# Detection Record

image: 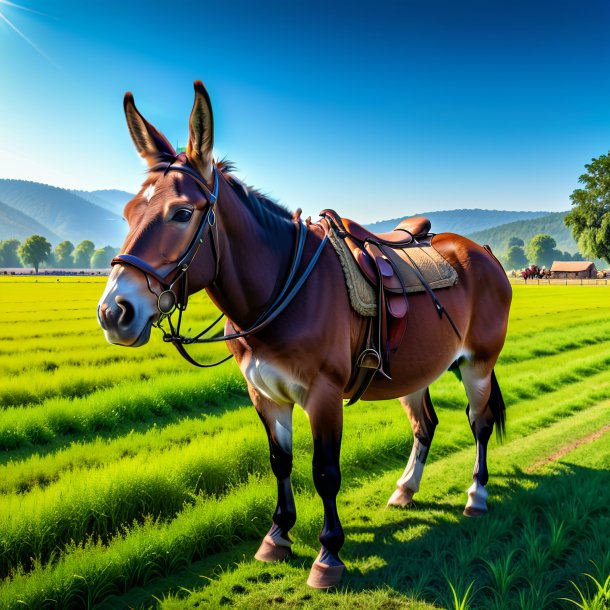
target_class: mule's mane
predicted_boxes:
[143,154,294,230]
[216,158,294,224]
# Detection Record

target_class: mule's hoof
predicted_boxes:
[387,487,414,508]
[306,558,345,589]
[254,535,292,562]
[463,506,487,518]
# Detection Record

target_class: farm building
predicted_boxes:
[550,261,597,278]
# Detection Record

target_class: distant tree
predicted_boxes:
[72,240,95,268]
[91,246,118,269]
[507,236,525,248]
[54,241,75,268]
[43,251,57,269]
[565,151,610,264]
[526,234,558,267]
[18,235,52,273]
[0,239,22,267]
[571,251,584,261]
[505,245,528,270]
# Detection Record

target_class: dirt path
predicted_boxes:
[527,423,610,473]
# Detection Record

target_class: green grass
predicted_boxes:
[0,277,608,609]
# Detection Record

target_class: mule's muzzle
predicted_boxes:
[97,266,158,347]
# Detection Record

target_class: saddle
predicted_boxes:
[320,209,459,405]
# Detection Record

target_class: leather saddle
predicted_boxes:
[320,209,450,405]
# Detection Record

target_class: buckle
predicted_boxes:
[157,290,177,315]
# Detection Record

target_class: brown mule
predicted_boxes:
[98,81,512,589]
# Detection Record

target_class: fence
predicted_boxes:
[510,278,609,286]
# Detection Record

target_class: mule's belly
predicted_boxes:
[359,348,461,401]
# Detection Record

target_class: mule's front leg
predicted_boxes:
[251,389,296,562]
[305,379,345,589]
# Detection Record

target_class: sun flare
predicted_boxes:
[0,0,51,60]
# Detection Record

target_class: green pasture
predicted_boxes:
[0,277,608,609]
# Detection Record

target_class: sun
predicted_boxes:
[0,0,50,60]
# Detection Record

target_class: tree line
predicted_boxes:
[503,149,610,270]
[0,236,119,272]
[502,233,585,270]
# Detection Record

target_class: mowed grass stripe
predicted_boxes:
[1,398,607,609]
[0,368,247,455]
[0,342,233,408]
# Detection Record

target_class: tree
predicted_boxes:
[505,245,528,270]
[0,239,22,267]
[565,151,610,264]
[18,235,52,273]
[91,246,118,269]
[507,236,524,248]
[72,240,95,268]
[526,234,558,267]
[54,241,75,268]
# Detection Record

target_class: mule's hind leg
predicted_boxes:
[250,386,296,562]
[459,361,506,517]
[388,388,438,508]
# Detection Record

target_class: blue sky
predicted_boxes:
[1,0,609,222]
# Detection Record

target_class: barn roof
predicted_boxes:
[550,261,596,272]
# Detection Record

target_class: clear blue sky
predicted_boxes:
[1,0,609,222]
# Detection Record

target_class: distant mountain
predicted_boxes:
[0,179,128,247]
[466,211,576,253]
[365,209,550,235]
[0,200,61,242]
[71,189,133,216]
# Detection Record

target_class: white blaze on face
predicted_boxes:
[144,184,156,203]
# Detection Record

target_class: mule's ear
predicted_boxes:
[124,92,175,166]
[186,80,214,182]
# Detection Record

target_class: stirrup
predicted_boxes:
[356,348,381,370]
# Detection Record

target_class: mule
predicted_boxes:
[98,81,512,588]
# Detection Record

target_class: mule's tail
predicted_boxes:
[489,369,506,442]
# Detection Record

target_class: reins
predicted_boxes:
[111,158,328,368]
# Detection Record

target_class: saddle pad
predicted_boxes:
[328,229,458,317]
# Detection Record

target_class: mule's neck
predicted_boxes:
[203,174,298,329]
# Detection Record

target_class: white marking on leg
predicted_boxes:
[396,439,426,493]
[274,420,292,455]
[465,479,488,512]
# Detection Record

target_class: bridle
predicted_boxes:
[111,156,328,367]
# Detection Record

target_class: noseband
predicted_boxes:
[111,158,328,367]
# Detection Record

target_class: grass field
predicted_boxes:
[0,277,609,609]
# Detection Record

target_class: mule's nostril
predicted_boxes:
[116,297,136,327]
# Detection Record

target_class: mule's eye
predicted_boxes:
[171,208,193,223]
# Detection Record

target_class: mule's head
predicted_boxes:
[98,81,217,346]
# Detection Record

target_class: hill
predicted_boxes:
[71,189,133,216]
[466,211,576,253]
[0,200,61,242]
[365,209,549,235]
[0,179,128,247]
